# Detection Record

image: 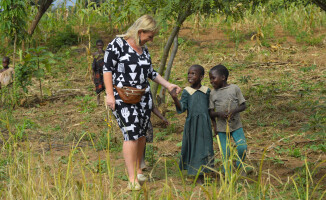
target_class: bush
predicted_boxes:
[47,26,79,52]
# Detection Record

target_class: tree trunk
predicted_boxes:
[38,58,43,101]
[28,0,54,36]
[13,32,17,68]
[313,0,326,12]
[158,35,179,105]
[151,7,192,104]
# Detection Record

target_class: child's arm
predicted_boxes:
[209,109,218,136]
[152,107,169,126]
[209,109,228,119]
[169,88,182,110]
[228,85,246,118]
[228,102,246,118]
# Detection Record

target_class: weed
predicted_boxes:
[290,147,302,158]
[274,146,289,155]
[300,64,317,72]
[94,160,108,173]
[47,25,79,52]
[302,111,326,132]
[95,129,121,152]
[291,159,326,200]
[154,131,168,141]
[227,28,246,44]
[145,144,157,167]
[238,75,251,84]
[76,95,97,113]
[273,157,285,165]
[58,155,69,164]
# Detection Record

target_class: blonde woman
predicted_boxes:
[103,15,181,190]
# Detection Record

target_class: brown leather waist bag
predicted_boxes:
[114,86,146,104]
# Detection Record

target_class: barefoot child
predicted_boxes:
[0,57,14,89]
[170,64,214,184]
[209,64,248,174]
[92,40,105,105]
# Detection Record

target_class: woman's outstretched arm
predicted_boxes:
[153,74,181,94]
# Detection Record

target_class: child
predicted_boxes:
[0,57,14,89]
[92,40,105,105]
[140,103,169,170]
[170,64,214,184]
[208,64,248,175]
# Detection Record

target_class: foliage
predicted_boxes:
[0,0,27,41]
[15,46,54,93]
[95,129,122,152]
[0,1,326,198]
[47,25,79,52]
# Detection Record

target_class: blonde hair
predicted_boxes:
[117,15,158,46]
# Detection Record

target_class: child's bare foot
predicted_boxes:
[196,175,204,185]
[97,95,101,106]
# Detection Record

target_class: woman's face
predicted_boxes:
[139,31,155,46]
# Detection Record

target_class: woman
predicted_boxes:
[103,15,181,190]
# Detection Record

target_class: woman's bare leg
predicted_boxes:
[123,140,139,183]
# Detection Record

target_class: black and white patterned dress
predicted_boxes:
[103,37,158,141]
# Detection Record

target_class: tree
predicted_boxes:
[28,0,55,36]
[274,0,326,12]
[150,0,269,104]
[312,0,326,11]
[0,0,27,68]
[150,0,205,104]
[0,0,55,65]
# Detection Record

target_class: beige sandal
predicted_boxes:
[127,182,141,191]
[137,174,148,183]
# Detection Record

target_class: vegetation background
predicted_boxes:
[0,0,325,199]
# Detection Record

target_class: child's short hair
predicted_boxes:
[210,64,229,81]
[3,56,10,63]
[191,64,205,76]
[96,40,104,45]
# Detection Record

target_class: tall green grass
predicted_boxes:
[1,110,324,199]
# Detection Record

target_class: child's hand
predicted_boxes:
[214,129,218,137]
[216,111,228,119]
[162,118,169,126]
[169,88,178,98]
[168,84,181,94]
[227,111,234,119]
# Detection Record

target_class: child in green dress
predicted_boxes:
[170,64,214,184]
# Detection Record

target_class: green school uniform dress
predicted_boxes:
[177,86,214,175]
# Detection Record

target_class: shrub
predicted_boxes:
[47,25,79,52]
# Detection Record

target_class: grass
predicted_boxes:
[0,3,326,199]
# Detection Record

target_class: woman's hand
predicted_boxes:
[167,83,181,94]
[106,95,116,110]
